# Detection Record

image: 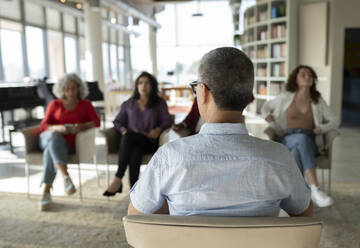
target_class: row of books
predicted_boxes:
[256,67,267,77]
[257,82,267,95]
[258,10,268,22]
[272,43,287,58]
[271,63,285,77]
[272,24,287,39]
[271,6,286,19]
[256,81,284,96]
[258,30,268,41]
[257,46,268,59]
[247,15,256,25]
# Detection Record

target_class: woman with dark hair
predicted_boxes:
[261,65,339,208]
[103,71,172,196]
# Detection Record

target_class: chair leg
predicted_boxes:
[328,169,332,195]
[106,162,110,202]
[94,155,100,187]
[321,169,325,189]
[25,163,30,199]
[77,163,82,201]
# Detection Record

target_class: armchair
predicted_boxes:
[264,127,339,194]
[21,125,98,200]
[123,214,322,248]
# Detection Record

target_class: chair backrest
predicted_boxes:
[123,214,322,248]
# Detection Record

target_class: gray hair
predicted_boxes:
[198,47,254,111]
[53,73,89,99]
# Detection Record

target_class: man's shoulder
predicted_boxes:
[249,136,292,160]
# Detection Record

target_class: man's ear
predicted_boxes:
[199,84,210,104]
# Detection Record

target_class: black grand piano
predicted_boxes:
[0,80,105,153]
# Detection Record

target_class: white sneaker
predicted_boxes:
[310,185,334,207]
[64,176,76,195]
[38,192,52,211]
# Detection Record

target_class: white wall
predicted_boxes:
[299,0,360,121]
[328,0,360,119]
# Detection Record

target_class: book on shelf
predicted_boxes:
[257,46,268,59]
[257,82,267,95]
[272,43,287,58]
[272,63,285,77]
[248,16,256,25]
[258,11,268,22]
[272,24,287,39]
[249,49,255,59]
[271,6,286,19]
[258,30,268,41]
[256,67,267,77]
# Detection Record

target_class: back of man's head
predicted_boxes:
[199,47,254,111]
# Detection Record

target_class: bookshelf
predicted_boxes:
[239,0,298,115]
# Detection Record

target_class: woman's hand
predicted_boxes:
[147,127,162,139]
[50,125,68,134]
[122,129,128,135]
[313,126,322,135]
[265,114,275,123]
[71,124,83,134]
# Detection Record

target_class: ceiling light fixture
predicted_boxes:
[192,0,203,17]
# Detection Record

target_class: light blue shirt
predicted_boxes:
[130,123,311,216]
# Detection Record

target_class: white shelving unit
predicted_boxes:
[239,0,298,115]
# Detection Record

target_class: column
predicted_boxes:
[149,25,158,77]
[83,2,104,92]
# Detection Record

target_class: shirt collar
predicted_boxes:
[199,123,248,135]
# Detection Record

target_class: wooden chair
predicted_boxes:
[123,214,322,248]
[264,127,339,194]
[21,125,98,200]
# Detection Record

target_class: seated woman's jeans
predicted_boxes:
[39,131,74,185]
[281,128,317,174]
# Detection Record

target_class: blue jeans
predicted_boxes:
[281,129,317,174]
[39,131,74,185]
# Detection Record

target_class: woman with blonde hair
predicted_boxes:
[261,65,339,207]
[38,73,100,211]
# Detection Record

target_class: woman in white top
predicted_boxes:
[261,65,339,208]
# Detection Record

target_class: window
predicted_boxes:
[110,44,118,81]
[47,30,64,80]
[130,21,152,79]
[0,22,24,82]
[79,37,86,80]
[64,35,78,73]
[25,1,45,26]
[26,26,46,78]
[156,2,233,85]
[0,0,21,21]
[102,42,110,83]
[118,45,125,85]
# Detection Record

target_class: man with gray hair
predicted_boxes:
[128,47,312,217]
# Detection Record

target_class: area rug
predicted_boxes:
[0,178,359,248]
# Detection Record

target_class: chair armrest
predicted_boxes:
[99,127,120,153]
[324,129,340,149]
[264,126,279,141]
[75,127,97,162]
[159,128,171,146]
[20,125,41,153]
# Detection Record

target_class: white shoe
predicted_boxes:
[38,192,52,211]
[64,176,76,195]
[311,185,334,207]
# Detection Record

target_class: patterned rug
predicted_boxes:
[0,178,359,248]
